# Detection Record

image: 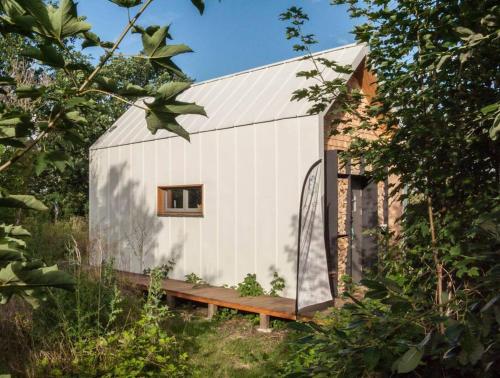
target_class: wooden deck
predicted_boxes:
[118,271,303,321]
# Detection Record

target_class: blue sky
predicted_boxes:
[79,0,357,82]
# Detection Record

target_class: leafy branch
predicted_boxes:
[0,0,206,306]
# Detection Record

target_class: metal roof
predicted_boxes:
[91,43,367,150]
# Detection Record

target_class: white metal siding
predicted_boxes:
[89,44,369,306]
[90,116,331,304]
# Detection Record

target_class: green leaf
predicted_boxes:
[190,0,205,14]
[481,103,499,115]
[22,44,65,68]
[118,83,149,97]
[161,101,206,116]
[14,0,53,36]
[0,138,25,148]
[455,26,474,36]
[35,150,69,175]
[50,0,91,39]
[154,82,191,102]
[0,250,25,268]
[66,96,95,108]
[0,261,75,307]
[362,347,380,370]
[0,76,15,86]
[81,31,113,49]
[1,224,31,237]
[0,116,28,128]
[135,25,192,72]
[95,76,118,92]
[108,0,143,8]
[64,110,87,125]
[0,0,36,33]
[0,194,48,211]
[287,321,313,333]
[15,85,45,99]
[15,0,90,40]
[436,54,451,71]
[145,110,190,141]
[393,347,423,373]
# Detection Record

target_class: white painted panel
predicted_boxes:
[183,134,202,279]
[107,146,122,265]
[116,145,131,271]
[254,121,278,288]
[154,138,173,275]
[88,149,100,265]
[217,128,236,285]
[275,119,300,298]
[167,138,187,278]
[127,143,149,273]
[235,126,256,282]
[98,149,110,259]
[199,131,219,283]
[141,141,160,272]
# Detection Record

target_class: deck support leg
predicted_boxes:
[257,314,272,333]
[207,303,218,319]
[166,294,176,308]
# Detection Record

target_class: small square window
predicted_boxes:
[157,185,203,217]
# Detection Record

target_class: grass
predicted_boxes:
[166,305,289,377]
[0,291,291,377]
[0,216,292,376]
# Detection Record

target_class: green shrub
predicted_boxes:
[237,273,265,297]
[269,271,286,297]
[213,308,239,321]
[185,272,203,284]
[185,272,209,288]
[236,272,286,297]
[24,216,88,265]
[143,259,175,279]
[36,268,191,377]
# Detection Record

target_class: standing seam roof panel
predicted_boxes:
[91,43,367,150]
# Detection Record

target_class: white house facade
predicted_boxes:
[89,43,369,312]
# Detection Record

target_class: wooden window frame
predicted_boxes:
[157,184,204,217]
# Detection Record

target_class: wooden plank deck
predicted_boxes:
[118,271,300,320]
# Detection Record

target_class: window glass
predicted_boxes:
[167,188,184,209]
[158,185,203,216]
[187,187,202,209]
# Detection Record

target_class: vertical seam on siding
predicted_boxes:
[234,128,238,283]
[216,131,220,280]
[141,143,145,269]
[297,118,302,300]
[253,125,257,274]
[183,139,186,275]
[106,148,110,260]
[274,121,279,269]
[199,134,202,275]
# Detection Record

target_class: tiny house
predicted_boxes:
[89,43,401,314]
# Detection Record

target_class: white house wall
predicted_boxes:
[90,116,331,305]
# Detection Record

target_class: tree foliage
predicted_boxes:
[0,0,205,305]
[282,1,499,376]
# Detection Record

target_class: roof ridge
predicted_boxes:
[190,43,361,88]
